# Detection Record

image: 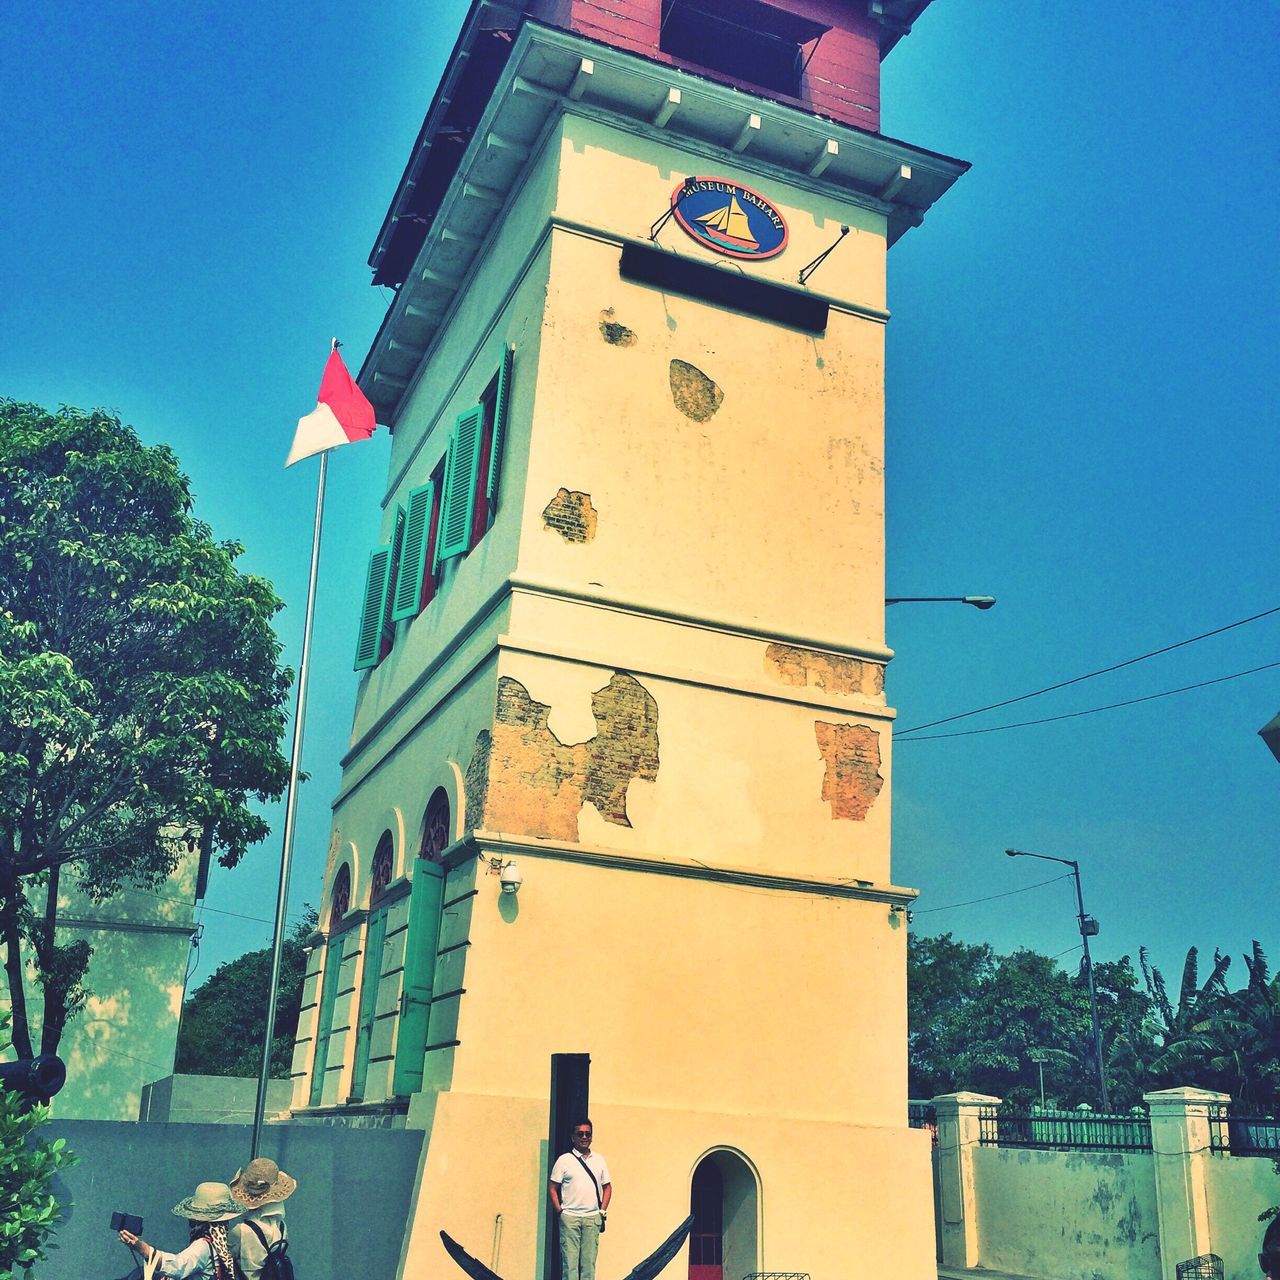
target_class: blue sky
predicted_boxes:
[3,2,1277,998]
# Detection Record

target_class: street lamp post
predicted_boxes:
[1006,848,1110,1110]
[885,595,996,609]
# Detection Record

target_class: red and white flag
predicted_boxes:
[286,346,378,467]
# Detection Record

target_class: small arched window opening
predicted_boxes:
[330,862,352,927]
[392,788,451,1096]
[420,787,451,860]
[351,830,395,1101]
[370,830,395,901]
[689,1151,759,1280]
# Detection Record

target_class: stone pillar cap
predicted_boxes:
[1142,1086,1231,1104]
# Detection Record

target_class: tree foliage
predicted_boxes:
[910,932,1280,1112]
[0,1013,76,1278]
[176,909,317,1079]
[0,402,292,1058]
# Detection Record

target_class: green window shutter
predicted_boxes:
[383,506,406,651]
[349,906,388,1102]
[309,937,345,1106]
[487,345,514,507]
[392,858,446,1097]
[436,406,484,562]
[391,484,434,622]
[354,545,392,670]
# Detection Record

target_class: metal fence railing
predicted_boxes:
[908,1101,937,1132]
[979,1105,1152,1153]
[1208,1103,1280,1157]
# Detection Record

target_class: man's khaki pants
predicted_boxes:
[560,1212,603,1280]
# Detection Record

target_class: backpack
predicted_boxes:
[242,1219,294,1280]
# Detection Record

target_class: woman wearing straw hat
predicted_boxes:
[117,1182,242,1279]
[226,1157,296,1279]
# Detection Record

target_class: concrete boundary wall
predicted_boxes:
[934,1089,1280,1280]
[40,1119,422,1279]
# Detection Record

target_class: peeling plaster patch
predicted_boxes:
[484,675,660,840]
[766,643,885,699]
[464,730,492,830]
[669,359,723,422]
[542,489,598,543]
[599,309,637,346]
[815,722,883,820]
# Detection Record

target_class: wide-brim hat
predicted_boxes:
[172,1182,242,1222]
[230,1158,297,1207]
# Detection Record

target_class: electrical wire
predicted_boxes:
[913,871,1072,915]
[896,658,1280,742]
[895,603,1280,737]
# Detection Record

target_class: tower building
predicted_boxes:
[289,3,966,1277]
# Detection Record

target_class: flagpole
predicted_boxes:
[250,407,332,1159]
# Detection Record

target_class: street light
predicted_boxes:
[885,595,996,609]
[1005,847,1110,1110]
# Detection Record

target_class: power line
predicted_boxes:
[914,871,1072,915]
[896,603,1280,737]
[895,658,1280,742]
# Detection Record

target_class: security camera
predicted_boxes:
[499,860,523,894]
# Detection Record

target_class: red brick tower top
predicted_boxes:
[528,0,932,132]
[369,0,937,288]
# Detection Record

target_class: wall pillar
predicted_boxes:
[1144,1085,1229,1280]
[932,1091,999,1269]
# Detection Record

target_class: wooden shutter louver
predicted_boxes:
[487,345,514,507]
[354,545,392,670]
[436,406,484,561]
[392,484,435,621]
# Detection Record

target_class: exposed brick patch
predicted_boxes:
[464,730,492,830]
[483,675,660,840]
[542,489,598,543]
[583,674,661,824]
[766,643,885,699]
[814,722,883,821]
[599,308,637,346]
[669,359,724,422]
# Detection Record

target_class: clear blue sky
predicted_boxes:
[3,3,1277,996]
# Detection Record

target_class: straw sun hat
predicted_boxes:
[172,1182,243,1222]
[230,1158,298,1208]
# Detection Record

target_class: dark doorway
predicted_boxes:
[689,1159,724,1280]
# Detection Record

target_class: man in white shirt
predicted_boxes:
[548,1119,612,1280]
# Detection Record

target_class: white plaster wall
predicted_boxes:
[1204,1154,1280,1280]
[972,1146,1161,1280]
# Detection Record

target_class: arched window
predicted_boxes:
[371,831,395,900]
[392,789,451,1095]
[330,862,351,926]
[689,1151,758,1280]
[310,860,354,1106]
[351,831,395,1101]
[421,787,451,860]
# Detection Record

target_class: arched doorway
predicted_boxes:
[689,1151,758,1280]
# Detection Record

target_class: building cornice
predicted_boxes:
[442,829,919,906]
[359,20,967,421]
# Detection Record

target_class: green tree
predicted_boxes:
[908,933,1157,1107]
[176,909,317,1078]
[1145,942,1280,1109]
[0,1012,76,1278]
[0,402,292,1059]
[907,931,995,1098]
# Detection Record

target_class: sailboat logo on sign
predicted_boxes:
[671,177,789,260]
